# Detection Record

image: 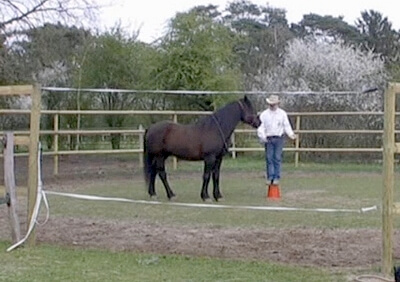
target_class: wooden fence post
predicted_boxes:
[382,83,396,276]
[26,84,41,247]
[3,132,21,243]
[139,124,144,168]
[231,132,236,159]
[294,115,301,168]
[53,114,59,175]
[173,114,178,170]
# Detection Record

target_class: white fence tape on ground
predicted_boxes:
[7,189,378,252]
[44,190,377,213]
[6,141,378,252]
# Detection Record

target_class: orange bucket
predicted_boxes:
[267,184,281,200]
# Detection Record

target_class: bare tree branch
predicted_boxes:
[0,0,100,34]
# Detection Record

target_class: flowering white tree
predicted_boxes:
[255,38,388,161]
[258,38,387,93]
[255,38,387,111]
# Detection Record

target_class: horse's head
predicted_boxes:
[238,95,261,128]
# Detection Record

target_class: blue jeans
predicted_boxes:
[264,136,284,182]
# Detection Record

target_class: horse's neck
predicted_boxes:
[213,103,240,139]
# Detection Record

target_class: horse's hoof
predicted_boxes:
[169,195,177,201]
[215,197,224,202]
[150,195,158,201]
[203,198,212,203]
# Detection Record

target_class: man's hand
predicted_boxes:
[290,134,297,145]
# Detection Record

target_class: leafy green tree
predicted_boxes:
[0,23,92,148]
[156,8,242,111]
[291,13,361,43]
[223,0,293,89]
[0,33,20,84]
[12,24,93,148]
[356,10,400,79]
[291,14,362,44]
[77,27,159,148]
[0,0,99,89]
[1,0,99,146]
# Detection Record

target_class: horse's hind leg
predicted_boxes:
[212,157,224,201]
[148,156,158,199]
[156,157,176,200]
[201,156,215,201]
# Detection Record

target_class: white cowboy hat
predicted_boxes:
[266,95,280,105]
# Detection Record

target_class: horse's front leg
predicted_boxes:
[201,156,215,201]
[212,157,224,201]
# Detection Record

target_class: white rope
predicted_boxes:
[7,143,48,252]
[41,86,370,95]
[4,141,377,253]
[354,274,394,281]
[35,143,50,226]
[44,190,377,214]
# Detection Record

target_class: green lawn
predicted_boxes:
[0,241,346,282]
[1,158,397,281]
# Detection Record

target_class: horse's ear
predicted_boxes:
[243,95,253,106]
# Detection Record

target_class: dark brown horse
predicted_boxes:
[143,95,261,202]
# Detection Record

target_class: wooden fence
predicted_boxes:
[0,108,388,175]
[2,84,400,276]
[0,85,41,247]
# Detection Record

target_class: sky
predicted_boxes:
[98,0,400,43]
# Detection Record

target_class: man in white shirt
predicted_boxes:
[257,95,296,185]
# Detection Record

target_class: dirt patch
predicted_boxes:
[0,155,398,269]
[0,208,397,268]
[34,218,388,268]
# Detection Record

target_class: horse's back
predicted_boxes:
[146,120,173,136]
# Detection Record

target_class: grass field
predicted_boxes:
[0,241,349,282]
[1,157,399,281]
[47,159,386,229]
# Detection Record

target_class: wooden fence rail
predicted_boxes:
[0,109,389,174]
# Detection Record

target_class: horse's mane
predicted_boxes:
[195,100,240,129]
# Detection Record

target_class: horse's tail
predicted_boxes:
[143,129,153,186]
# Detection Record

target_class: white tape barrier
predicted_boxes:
[7,188,377,252]
[44,190,377,214]
[5,141,377,252]
[41,86,364,95]
[7,143,50,252]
